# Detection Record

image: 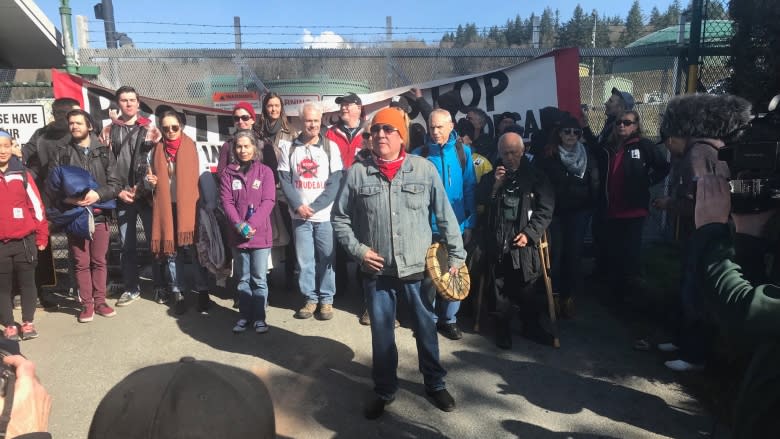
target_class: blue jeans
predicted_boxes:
[364,275,446,400]
[117,201,154,292]
[422,277,460,324]
[162,246,208,293]
[233,247,271,323]
[293,219,335,305]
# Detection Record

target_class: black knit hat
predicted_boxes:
[88,357,275,439]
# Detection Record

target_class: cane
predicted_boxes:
[538,231,560,348]
[469,246,485,332]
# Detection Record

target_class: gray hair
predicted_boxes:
[661,93,752,141]
[233,129,261,160]
[429,108,452,125]
[302,102,323,118]
[465,107,489,126]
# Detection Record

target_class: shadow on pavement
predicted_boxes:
[455,350,708,439]
[501,419,622,438]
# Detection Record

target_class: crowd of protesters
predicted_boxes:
[3,83,773,430]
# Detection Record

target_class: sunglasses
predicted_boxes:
[233,115,253,122]
[369,124,398,135]
[562,128,582,136]
[615,119,636,127]
[162,125,180,133]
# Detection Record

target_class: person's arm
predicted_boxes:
[219,172,242,226]
[277,144,304,211]
[247,166,277,230]
[309,170,343,213]
[643,139,671,185]
[430,165,466,268]
[404,88,433,122]
[22,130,42,181]
[24,173,49,249]
[694,175,780,338]
[520,170,555,244]
[216,141,232,176]
[461,146,477,231]
[96,148,121,202]
[330,167,370,263]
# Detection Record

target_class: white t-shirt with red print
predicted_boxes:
[278,137,343,223]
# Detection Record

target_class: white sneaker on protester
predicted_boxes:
[254,321,269,334]
[232,319,249,333]
[664,359,704,372]
[658,342,680,352]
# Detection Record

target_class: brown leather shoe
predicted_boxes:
[295,302,317,319]
[318,303,334,320]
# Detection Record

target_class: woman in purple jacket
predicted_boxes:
[220,130,276,333]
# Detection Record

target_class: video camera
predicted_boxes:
[718,94,780,213]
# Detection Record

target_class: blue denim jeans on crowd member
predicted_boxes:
[364,275,447,401]
[163,245,209,294]
[293,219,335,305]
[549,210,592,299]
[422,277,460,325]
[233,247,271,323]
[117,201,155,292]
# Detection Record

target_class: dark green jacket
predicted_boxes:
[695,223,780,438]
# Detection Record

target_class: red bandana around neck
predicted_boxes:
[374,149,406,181]
[164,137,183,161]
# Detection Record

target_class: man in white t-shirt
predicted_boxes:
[278,103,344,320]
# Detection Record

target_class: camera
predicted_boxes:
[718,94,780,213]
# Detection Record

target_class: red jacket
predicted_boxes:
[325,122,366,169]
[0,157,48,247]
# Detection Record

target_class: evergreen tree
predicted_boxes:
[540,7,556,48]
[620,0,645,46]
[559,4,591,47]
[649,6,663,28]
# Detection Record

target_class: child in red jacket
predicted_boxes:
[0,130,49,340]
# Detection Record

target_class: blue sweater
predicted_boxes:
[411,131,477,234]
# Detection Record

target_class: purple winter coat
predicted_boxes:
[220,160,276,249]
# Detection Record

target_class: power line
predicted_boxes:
[85,20,460,30]
[86,30,447,36]
[86,40,398,46]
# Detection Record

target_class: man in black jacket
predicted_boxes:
[480,133,554,349]
[102,86,159,307]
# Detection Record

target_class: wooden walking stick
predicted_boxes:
[538,231,560,348]
[470,246,485,332]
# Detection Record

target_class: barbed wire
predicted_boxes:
[86,30,448,36]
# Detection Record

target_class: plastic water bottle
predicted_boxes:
[245,204,255,220]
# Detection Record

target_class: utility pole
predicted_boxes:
[59,0,78,73]
[234,16,242,50]
[531,16,541,49]
[93,0,117,48]
[590,12,597,110]
[385,16,392,89]
[76,15,89,49]
[686,0,703,93]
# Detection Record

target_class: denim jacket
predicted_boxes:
[331,154,466,278]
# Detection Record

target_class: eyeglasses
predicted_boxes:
[615,119,636,127]
[369,124,398,135]
[233,115,253,122]
[562,128,582,136]
[162,125,180,133]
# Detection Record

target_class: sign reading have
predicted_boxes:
[0,104,46,143]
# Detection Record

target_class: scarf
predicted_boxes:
[263,118,282,137]
[374,149,406,181]
[164,136,182,161]
[150,134,199,256]
[558,142,587,178]
[112,115,152,127]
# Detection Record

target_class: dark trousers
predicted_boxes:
[549,210,591,299]
[675,237,716,363]
[68,223,110,306]
[494,256,544,321]
[0,237,37,324]
[604,217,646,298]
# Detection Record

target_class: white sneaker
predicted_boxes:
[657,342,680,352]
[254,321,269,334]
[233,319,249,333]
[664,359,704,372]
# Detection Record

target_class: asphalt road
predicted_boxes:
[17,269,725,439]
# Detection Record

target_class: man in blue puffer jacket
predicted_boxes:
[411,109,477,340]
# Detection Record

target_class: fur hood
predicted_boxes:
[661,93,752,141]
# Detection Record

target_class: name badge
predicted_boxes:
[631,150,641,159]
[252,179,261,190]
[232,179,242,190]
[12,208,23,219]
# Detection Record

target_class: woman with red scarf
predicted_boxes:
[146,111,215,315]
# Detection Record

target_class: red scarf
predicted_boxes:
[113,115,152,127]
[374,149,406,181]
[164,137,182,161]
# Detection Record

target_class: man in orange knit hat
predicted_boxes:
[332,108,466,419]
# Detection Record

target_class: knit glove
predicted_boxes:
[236,222,252,240]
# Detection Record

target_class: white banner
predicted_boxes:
[0,104,46,143]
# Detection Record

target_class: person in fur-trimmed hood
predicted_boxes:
[652,93,752,372]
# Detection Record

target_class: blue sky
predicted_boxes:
[36,0,678,48]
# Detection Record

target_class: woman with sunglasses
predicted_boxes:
[538,116,599,318]
[596,110,669,305]
[146,111,215,315]
[217,102,258,175]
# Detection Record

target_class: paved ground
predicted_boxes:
[18,268,726,439]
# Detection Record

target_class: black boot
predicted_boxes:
[173,292,187,315]
[197,291,211,315]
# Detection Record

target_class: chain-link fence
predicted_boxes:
[696,0,732,92]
